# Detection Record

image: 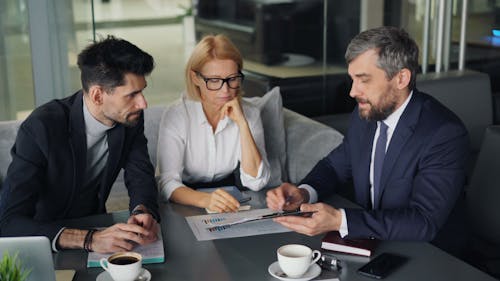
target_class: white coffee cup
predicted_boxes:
[277,244,321,278]
[99,252,142,281]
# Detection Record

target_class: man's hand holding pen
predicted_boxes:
[266,182,308,211]
[266,183,342,236]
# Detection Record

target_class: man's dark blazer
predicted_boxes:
[302,90,469,241]
[0,91,159,240]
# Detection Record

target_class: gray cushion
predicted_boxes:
[284,109,343,184]
[0,120,21,189]
[244,87,287,187]
[144,106,167,166]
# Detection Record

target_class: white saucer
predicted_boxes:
[96,268,151,281]
[268,261,321,281]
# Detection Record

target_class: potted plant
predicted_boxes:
[0,251,31,281]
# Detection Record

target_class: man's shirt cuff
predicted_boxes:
[52,227,66,252]
[298,184,318,203]
[339,209,348,237]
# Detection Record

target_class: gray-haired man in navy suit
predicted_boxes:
[267,26,468,246]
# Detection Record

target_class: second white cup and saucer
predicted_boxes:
[96,269,151,281]
[96,251,152,281]
[268,261,321,281]
[268,244,322,281]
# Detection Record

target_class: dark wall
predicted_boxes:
[195,0,360,65]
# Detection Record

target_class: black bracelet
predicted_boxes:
[84,229,97,252]
[131,205,159,222]
[131,209,147,216]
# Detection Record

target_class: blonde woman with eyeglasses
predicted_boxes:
[156,34,270,212]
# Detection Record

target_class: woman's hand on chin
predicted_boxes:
[220,98,246,126]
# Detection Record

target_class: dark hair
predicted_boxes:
[77,35,155,93]
[345,26,419,91]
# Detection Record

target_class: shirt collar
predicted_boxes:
[380,90,413,130]
[83,97,114,136]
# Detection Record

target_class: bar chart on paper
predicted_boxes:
[186,208,291,241]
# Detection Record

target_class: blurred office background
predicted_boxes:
[1,0,499,121]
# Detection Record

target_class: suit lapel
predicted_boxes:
[69,93,87,191]
[60,92,87,215]
[376,92,422,207]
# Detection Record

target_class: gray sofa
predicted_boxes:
[0,92,343,209]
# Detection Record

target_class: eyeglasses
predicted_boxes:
[195,71,244,91]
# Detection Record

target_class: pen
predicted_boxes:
[261,210,317,219]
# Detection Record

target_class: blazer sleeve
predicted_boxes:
[0,119,64,240]
[345,121,469,241]
[122,115,160,222]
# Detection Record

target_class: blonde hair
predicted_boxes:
[185,34,244,101]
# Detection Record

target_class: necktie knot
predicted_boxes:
[379,121,388,137]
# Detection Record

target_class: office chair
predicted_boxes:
[465,125,500,278]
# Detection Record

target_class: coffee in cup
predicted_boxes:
[277,244,321,278]
[100,252,142,281]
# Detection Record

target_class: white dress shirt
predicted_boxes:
[301,91,413,237]
[156,96,271,200]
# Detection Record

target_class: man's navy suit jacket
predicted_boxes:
[302,90,469,241]
[0,91,159,240]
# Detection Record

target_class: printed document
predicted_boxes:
[186,208,291,241]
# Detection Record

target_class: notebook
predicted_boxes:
[87,230,165,267]
[321,231,378,257]
[0,236,57,281]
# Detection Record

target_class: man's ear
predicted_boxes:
[396,68,411,90]
[87,85,104,105]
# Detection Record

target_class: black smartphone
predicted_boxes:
[357,253,408,279]
[238,196,251,204]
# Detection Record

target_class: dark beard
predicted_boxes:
[122,112,142,127]
[365,102,396,121]
[358,98,397,121]
[106,111,142,127]
[122,119,140,127]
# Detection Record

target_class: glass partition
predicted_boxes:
[74,0,189,106]
[1,0,499,122]
[0,0,34,120]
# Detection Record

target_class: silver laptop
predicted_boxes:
[0,236,56,281]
